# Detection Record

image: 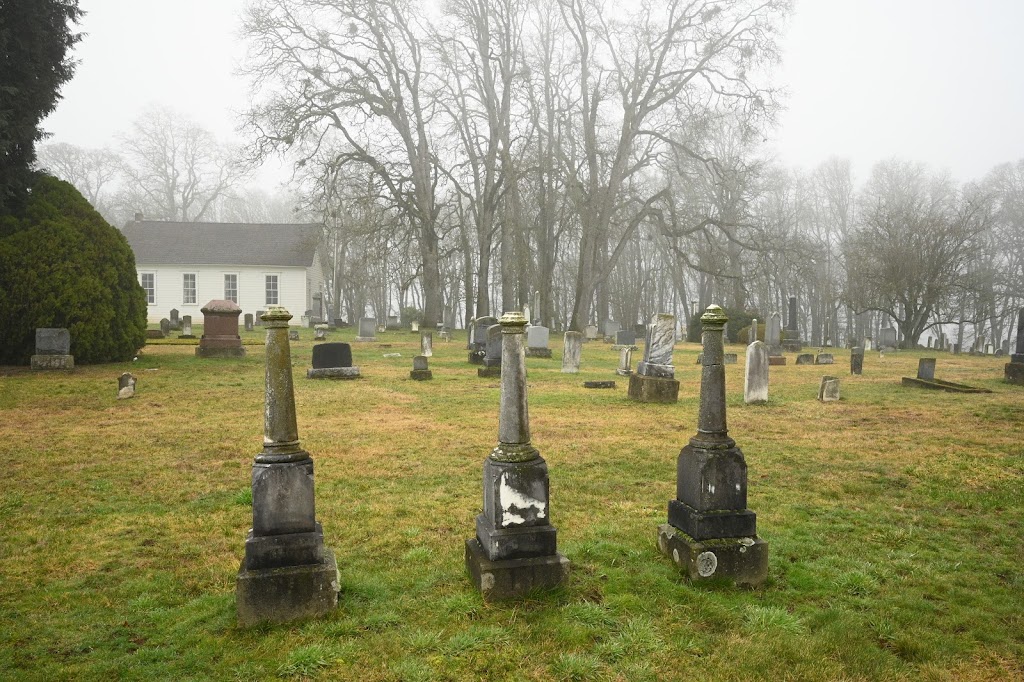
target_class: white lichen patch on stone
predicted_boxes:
[498,473,546,525]
[481,573,495,590]
[697,551,718,577]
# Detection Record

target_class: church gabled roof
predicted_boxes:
[122,220,321,267]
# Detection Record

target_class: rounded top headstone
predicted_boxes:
[201,299,242,314]
[261,306,293,326]
[701,305,728,329]
[499,311,528,330]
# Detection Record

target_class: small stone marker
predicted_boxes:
[465,311,570,600]
[1005,308,1024,385]
[723,353,737,364]
[815,353,834,365]
[864,338,873,351]
[420,332,433,358]
[818,376,840,402]
[196,300,245,358]
[469,316,497,363]
[170,309,180,329]
[180,315,195,339]
[244,313,254,332]
[236,306,338,626]
[603,319,619,340]
[411,320,420,333]
[658,305,768,587]
[616,346,634,376]
[355,317,377,342]
[744,340,768,405]
[795,353,814,365]
[255,310,265,327]
[478,324,503,377]
[383,352,401,358]
[30,328,74,370]
[850,347,864,375]
[584,324,599,341]
[583,381,615,389]
[629,313,679,403]
[288,330,300,341]
[117,372,136,399]
[917,358,936,381]
[526,325,552,358]
[160,318,171,337]
[614,329,636,347]
[307,342,360,379]
[314,324,328,340]
[878,327,897,350]
[410,355,432,380]
[561,331,582,373]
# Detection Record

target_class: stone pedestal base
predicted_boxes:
[236,549,339,627]
[657,524,767,588]
[781,330,802,353]
[354,336,377,342]
[1005,362,1024,385]
[525,348,552,358]
[478,366,501,378]
[307,367,361,379]
[768,356,786,366]
[410,369,433,380]
[30,354,74,370]
[627,373,679,403]
[465,538,569,601]
[196,345,246,358]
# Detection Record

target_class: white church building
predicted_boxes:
[122,219,325,325]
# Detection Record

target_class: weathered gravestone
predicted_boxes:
[583,381,616,389]
[818,376,840,402]
[410,355,432,381]
[160,318,171,337]
[628,313,679,403]
[850,347,864,375]
[616,346,634,376]
[878,327,897,350]
[766,313,784,364]
[469,316,497,364]
[902,357,992,393]
[603,319,619,342]
[478,325,503,377]
[314,324,328,341]
[355,317,377,342]
[196,300,245,358]
[410,321,420,333]
[749,318,758,344]
[744,340,768,405]
[864,338,873,351]
[795,353,814,365]
[723,353,737,364]
[465,312,570,600]
[526,325,552,358]
[255,310,265,327]
[658,305,768,587]
[288,330,300,341]
[30,328,74,370]
[117,372,136,400]
[815,353,834,365]
[146,328,165,340]
[307,342,360,379]
[918,357,936,381]
[244,314,254,332]
[421,332,433,358]
[584,324,599,341]
[169,309,180,330]
[561,332,583,373]
[781,296,803,352]
[236,306,339,626]
[1005,309,1024,385]
[179,315,195,339]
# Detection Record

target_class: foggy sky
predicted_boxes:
[42,0,1024,188]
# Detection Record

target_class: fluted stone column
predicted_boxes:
[658,305,768,587]
[466,312,570,600]
[236,306,338,626]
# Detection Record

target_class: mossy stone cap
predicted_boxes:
[701,304,728,329]
[201,299,242,314]
[262,306,292,323]
[500,311,528,328]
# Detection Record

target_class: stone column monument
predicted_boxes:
[657,305,768,587]
[465,311,570,600]
[236,306,339,626]
[781,296,803,352]
[1005,308,1024,385]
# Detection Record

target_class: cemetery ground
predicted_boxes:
[1,329,1021,682]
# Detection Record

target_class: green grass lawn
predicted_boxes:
[1,328,1021,681]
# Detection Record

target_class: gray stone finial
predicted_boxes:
[257,306,304,463]
[701,305,728,329]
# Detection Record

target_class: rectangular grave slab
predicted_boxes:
[815,353,834,365]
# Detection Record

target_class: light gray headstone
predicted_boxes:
[818,376,840,402]
[917,358,936,381]
[603,319,619,337]
[749,318,758,344]
[562,332,582,373]
[413,355,429,371]
[358,317,377,338]
[35,328,70,355]
[584,325,598,341]
[420,332,433,357]
[766,314,781,352]
[744,341,769,404]
[527,325,549,350]
[117,372,137,399]
[617,346,633,375]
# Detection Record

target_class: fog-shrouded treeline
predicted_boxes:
[41,0,1024,348]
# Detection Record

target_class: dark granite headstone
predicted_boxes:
[917,358,936,381]
[312,342,352,369]
[160,318,171,336]
[614,330,636,346]
[850,347,864,375]
[244,314,254,332]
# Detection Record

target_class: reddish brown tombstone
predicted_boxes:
[196,299,246,358]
